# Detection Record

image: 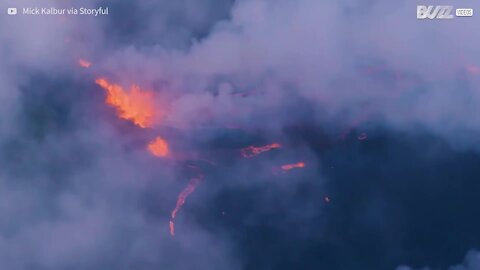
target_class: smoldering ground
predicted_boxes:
[1,0,480,270]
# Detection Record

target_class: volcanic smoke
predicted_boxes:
[93,75,307,237]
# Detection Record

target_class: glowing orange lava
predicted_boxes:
[78,59,92,68]
[170,176,203,236]
[148,136,169,157]
[240,143,281,158]
[169,221,175,236]
[95,78,156,128]
[281,162,305,171]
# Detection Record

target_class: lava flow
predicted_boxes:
[170,175,203,236]
[92,75,206,237]
[148,136,169,157]
[240,143,281,158]
[78,59,92,68]
[281,162,305,171]
[93,74,308,237]
[95,78,156,128]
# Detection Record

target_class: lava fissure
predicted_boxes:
[240,143,281,158]
[281,162,306,171]
[95,78,157,128]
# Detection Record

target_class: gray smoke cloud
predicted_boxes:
[1,0,480,269]
[82,0,480,145]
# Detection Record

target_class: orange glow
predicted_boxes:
[169,221,175,236]
[240,143,281,158]
[281,162,305,171]
[78,59,92,68]
[95,78,156,128]
[171,177,202,220]
[169,176,203,236]
[148,136,169,157]
[467,65,480,75]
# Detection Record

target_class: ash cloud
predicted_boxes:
[0,0,480,270]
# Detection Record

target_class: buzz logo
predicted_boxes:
[417,5,454,19]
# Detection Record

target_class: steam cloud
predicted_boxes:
[0,0,480,269]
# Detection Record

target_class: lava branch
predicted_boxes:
[240,143,281,158]
[169,171,204,236]
[280,162,306,171]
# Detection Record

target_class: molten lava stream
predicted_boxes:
[95,78,157,128]
[240,143,281,158]
[169,175,203,236]
[281,162,305,171]
[146,136,202,236]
